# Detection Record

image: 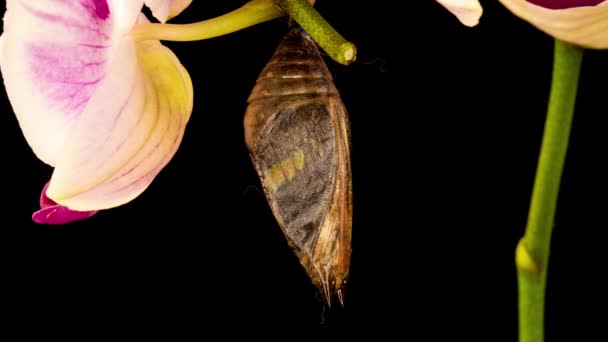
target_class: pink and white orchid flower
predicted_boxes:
[0,0,194,224]
[436,0,484,27]
[498,1,608,48]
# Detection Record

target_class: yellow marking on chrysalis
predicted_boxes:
[293,150,304,170]
[281,156,297,181]
[264,164,285,192]
[309,138,325,157]
[309,139,319,151]
[263,150,306,192]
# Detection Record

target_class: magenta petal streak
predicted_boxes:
[527,0,605,9]
[32,182,98,224]
[22,1,110,115]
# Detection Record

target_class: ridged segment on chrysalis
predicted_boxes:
[244,28,352,306]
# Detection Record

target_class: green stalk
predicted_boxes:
[131,0,285,42]
[275,0,356,64]
[516,39,583,342]
[131,0,356,65]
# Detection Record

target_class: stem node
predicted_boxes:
[517,39,584,342]
[515,239,540,276]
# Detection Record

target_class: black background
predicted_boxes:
[0,0,606,337]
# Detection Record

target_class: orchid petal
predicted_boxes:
[46,19,193,211]
[499,0,608,48]
[145,0,192,23]
[0,0,144,166]
[436,0,483,27]
[32,182,97,224]
[2,2,193,213]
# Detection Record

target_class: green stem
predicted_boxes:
[275,0,356,65]
[131,0,285,42]
[516,39,583,342]
[130,0,356,65]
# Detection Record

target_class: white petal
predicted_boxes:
[436,0,483,27]
[0,0,144,165]
[499,0,608,49]
[108,0,145,35]
[145,0,192,23]
[46,35,193,211]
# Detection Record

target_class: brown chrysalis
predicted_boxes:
[244,28,352,305]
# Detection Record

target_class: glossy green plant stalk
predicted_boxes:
[516,39,583,342]
[275,0,356,64]
[131,0,284,41]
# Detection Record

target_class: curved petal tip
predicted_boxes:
[437,0,483,27]
[32,182,97,225]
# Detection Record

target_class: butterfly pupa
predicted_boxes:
[244,28,352,305]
